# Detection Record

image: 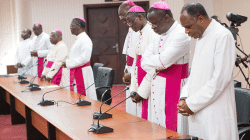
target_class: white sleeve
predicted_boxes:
[186,34,236,113]
[14,45,19,68]
[22,42,33,67]
[130,56,137,93]
[37,38,53,57]
[66,40,92,69]
[122,32,129,55]
[143,33,190,69]
[137,43,155,99]
[180,80,189,99]
[47,46,68,78]
[41,64,49,76]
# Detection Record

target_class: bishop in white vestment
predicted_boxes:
[62,17,96,100]
[137,2,191,133]
[118,1,140,115]
[179,3,238,140]
[31,22,53,78]
[14,29,33,76]
[126,6,159,119]
[41,30,68,87]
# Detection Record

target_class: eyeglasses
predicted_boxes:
[127,17,138,27]
[150,13,167,28]
[70,24,77,28]
[119,13,126,19]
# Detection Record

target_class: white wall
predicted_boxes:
[2,0,249,87]
[0,0,18,74]
[0,0,185,74]
[213,0,250,88]
[29,0,185,48]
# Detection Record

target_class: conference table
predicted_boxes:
[0,76,198,140]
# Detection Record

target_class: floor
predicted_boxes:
[0,85,126,140]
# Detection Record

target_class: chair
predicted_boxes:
[95,67,115,105]
[234,80,242,88]
[234,87,250,139]
[93,63,105,81]
[7,65,17,74]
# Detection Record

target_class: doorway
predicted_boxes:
[84,1,149,84]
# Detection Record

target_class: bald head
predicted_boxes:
[21,28,32,40]
[50,31,62,45]
[118,4,134,25]
[25,28,32,36]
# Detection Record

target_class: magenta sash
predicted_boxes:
[136,55,148,120]
[126,55,134,66]
[45,61,63,86]
[38,57,44,78]
[157,63,189,131]
[70,61,90,95]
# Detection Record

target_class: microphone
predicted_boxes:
[38,83,76,106]
[28,61,46,91]
[93,86,129,119]
[75,73,108,106]
[90,92,136,134]
[18,60,39,80]
[18,60,39,84]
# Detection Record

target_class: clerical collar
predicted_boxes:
[140,22,150,34]
[200,19,214,39]
[55,40,63,46]
[37,32,44,38]
[76,32,85,40]
[163,21,178,36]
[23,38,31,41]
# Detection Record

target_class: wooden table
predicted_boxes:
[0,76,197,140]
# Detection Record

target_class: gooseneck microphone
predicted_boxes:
[90,92,136,134]
[18,60,39,80]
[75,73,108,106]
[93,86,129,119]
[17,60,39,84]
[28,61,46,91]
[38,83,76,106]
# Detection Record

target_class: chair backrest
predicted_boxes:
[7,65,17,74]
[234,80,241,88]
[95,67,115,88]
[95,67,115,105]
[93,63,105,81]
[235,87,250,123]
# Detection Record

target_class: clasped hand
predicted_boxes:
[177,99,194,116]
[131,92,143,103]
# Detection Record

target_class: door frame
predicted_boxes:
[83,1,149,84]
[84,1,149,35]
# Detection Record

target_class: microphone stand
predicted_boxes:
[235,55,250,88]
[18,60,39,84]
[90,92,136,134]
[18,60,39,80]
[75,73,107,106]
[234,36,250,88]
[28,61,46,91]
[93,86,129,119]
[38,84,76,106]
